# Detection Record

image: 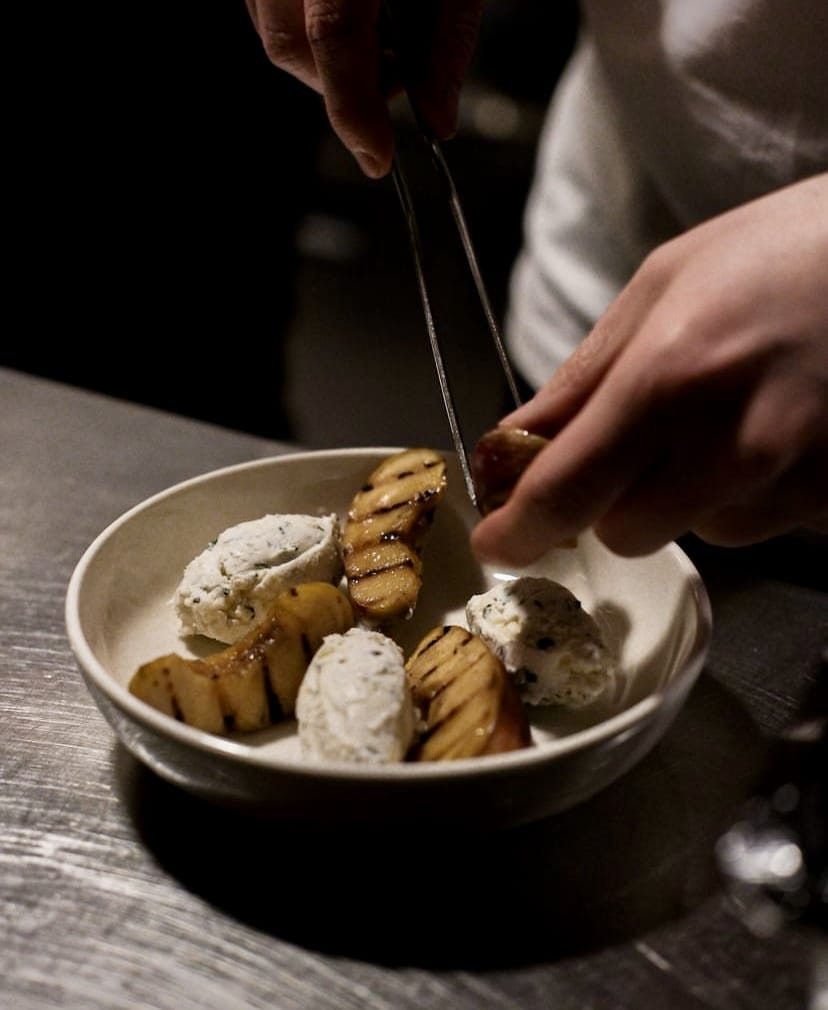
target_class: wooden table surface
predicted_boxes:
[2,366,825,1010]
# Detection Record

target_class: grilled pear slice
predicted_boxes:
[129,581,354,734]
[128,653,229,734]
[342,448,447,624]
[405,625,532,761]
[470,427,548,516]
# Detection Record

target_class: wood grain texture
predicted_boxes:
[1,368,824,1010]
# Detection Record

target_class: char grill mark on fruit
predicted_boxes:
[258,651,285,725]
[349,553,415,582]
[405,625,531,761]
[129,582,353,734]
[410,626,477,702]
[166,667,184,722]
[343,449,447,624]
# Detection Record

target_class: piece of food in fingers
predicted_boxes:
[405,625,532,761]
[129,581,354,734]
[342,448,447,624]
[471,427,548,516]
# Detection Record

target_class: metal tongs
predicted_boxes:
[381,2,523,508]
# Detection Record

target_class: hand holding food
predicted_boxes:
[472,174,828,564]
[243,0,484,178]
[471,427,548,516]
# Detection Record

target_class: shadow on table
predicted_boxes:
[116,671,770,970]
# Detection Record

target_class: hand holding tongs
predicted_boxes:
[380,1,523,509]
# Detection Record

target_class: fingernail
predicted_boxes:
[353,149,382,179]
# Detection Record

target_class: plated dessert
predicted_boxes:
[128,446,616,764]
[66,445,711,824]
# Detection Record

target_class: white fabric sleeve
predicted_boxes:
[505,36,679,390]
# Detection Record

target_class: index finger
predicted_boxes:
[471,353,665,566]
[247,0,320,91]
[503,258,663,435]
[305,0,394,176]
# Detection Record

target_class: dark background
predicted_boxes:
[5,1,578,450]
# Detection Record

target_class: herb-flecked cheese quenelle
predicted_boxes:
[295,627,416,763]
[174,513,343,644]
[466,576,615,707]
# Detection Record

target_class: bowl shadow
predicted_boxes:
[115,670,769,970]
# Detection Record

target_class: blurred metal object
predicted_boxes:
[389,157,476,505]
[382,0,522,506]
[716,646,827,1002]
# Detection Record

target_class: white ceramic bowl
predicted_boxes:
[66,448,712,829]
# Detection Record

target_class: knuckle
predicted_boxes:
[638,241,676,286]
[258,23,306,68]
[630,239,686,308]
[305,1,363,49]
[726,413,789,484]
[732,434,787,486]
[735,391,825,487]
[617,312,713,409]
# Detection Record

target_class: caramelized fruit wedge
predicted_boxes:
[129,582,354,734]
[470,427,548,516]
[342,448,447,624]
[405,625,532,761]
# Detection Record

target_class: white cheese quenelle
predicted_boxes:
[466,576,614,708]
[296,627,416,764]
[174,513,343,644]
